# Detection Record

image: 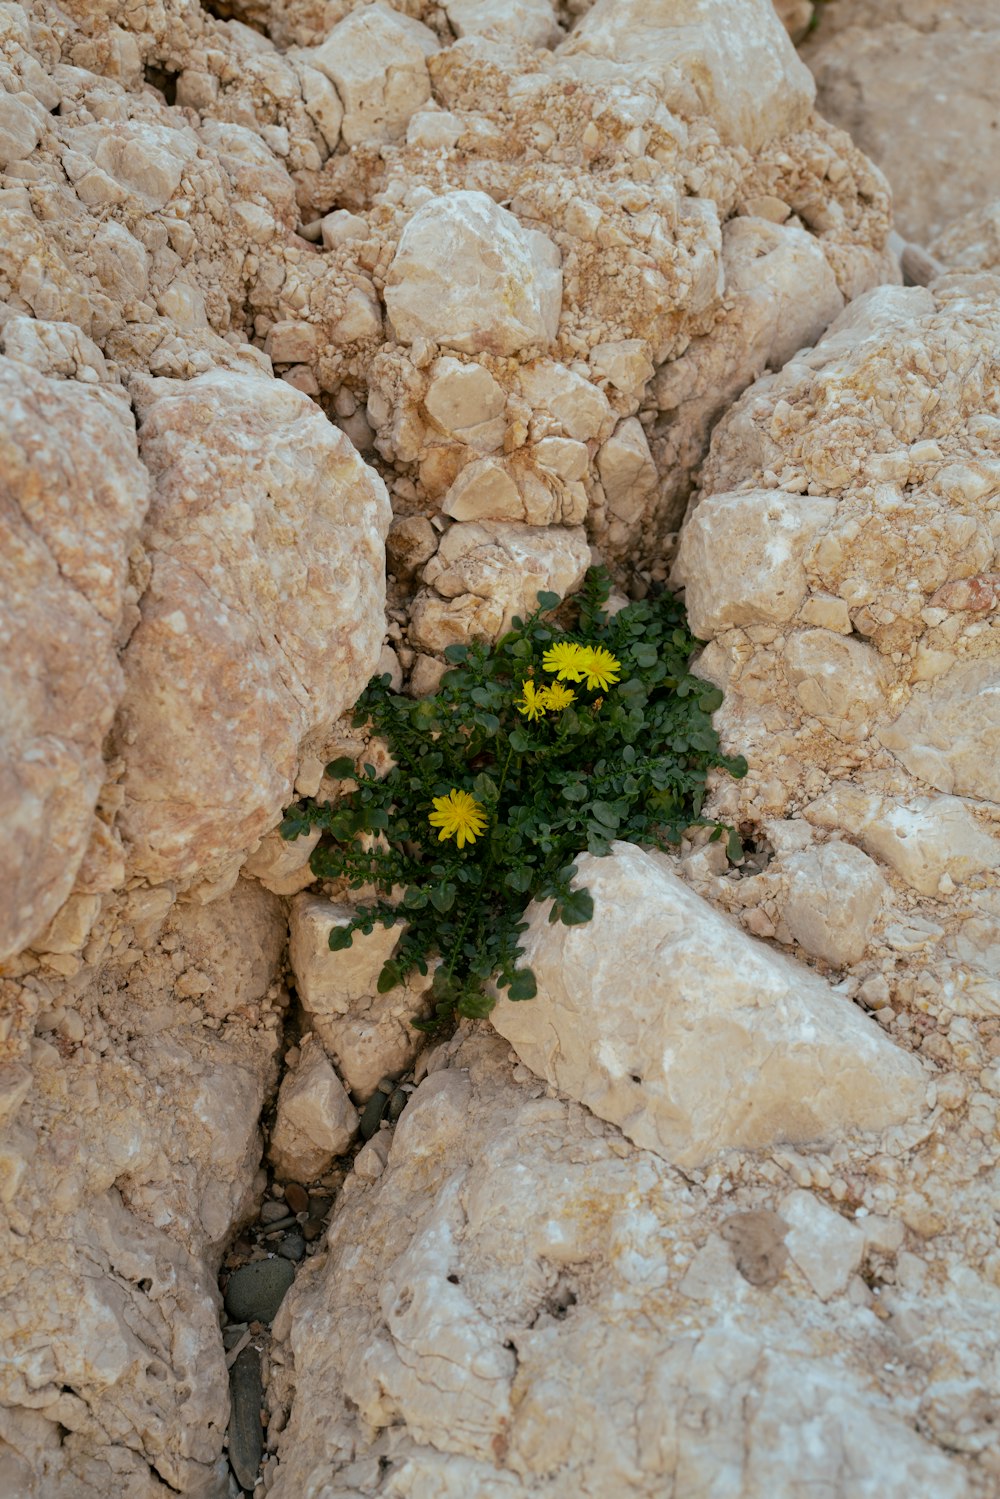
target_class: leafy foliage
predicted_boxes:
[280,568,747,1030]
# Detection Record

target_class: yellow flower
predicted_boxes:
[541,641,590,682]
[428,789,488,849]
[515,679,549,721]
[578,645,621,691]
[541,682,576,711]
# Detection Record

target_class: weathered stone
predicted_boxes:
[228,1345,264,1492]
[269,1039,360,1181]
[446,0,558,48]
[491,843,927,1167]
[304,2,439,147]
[224,1257,295,1325]
[879,662,1000,804]
[385,191,563,356]
[0,358,145,964]
[288,897,432,1102]
[116,371,390,886]
[242,827,320,897]
[781,842,887,967]
[780,1190,864,1301]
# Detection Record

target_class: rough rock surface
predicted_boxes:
[491,843,926,1166]
[266,1031,993,1498]
[673,275,1000,1028]
[802,1,1000,244]
[269,1037,359,1181]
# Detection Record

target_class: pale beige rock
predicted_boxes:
[288,896,432,1102]
[411,521,590,649]
[304,2,439,146]
[595,417,657,524]
[782,842,887,967]
[559,0,815,151]
[803,2,1000,242]
[780,1190,864,1300]
[804,787,1000,898]
[879,663,1000,804]
[782,629,888,741]
[116,370,390,885]
[0,357,147,963]
[268,1032,976,1499]
[446,0,559,48]
[441,458,524,522]
[930,200,1000,274]
[423,356,506,446]
[773,0,814,44]
[385,191,563,356]
[518,360,614,443]
[674,488,836,636]
[491,844,927,1167]
[243,827,321,896]
[269,1039,359,1180]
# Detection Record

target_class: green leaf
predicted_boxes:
[589,800,621,829]
[536,590,561,612]
[328,926,355,952]
[472,772,499,802]
[508,729,533,753]
[377,960,401,994]
[561,781,588,803]
[506,969,537,1001]
[726,829,744,864]
[325,755,356,778]
[444,643,469,662]
[430,883,456,913]
[558,887,594,926]
[505,865,533,893]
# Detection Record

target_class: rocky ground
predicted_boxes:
[2,0,999,1495]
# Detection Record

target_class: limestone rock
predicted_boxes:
[116,370,390,886]
[879,662,1000,804]
[267,1032,976,1499]
[385,190,563,356]
[559,0,816,151]
[930,200,1000,274]
[446,0,559,48]
[410,521,590,651]
[303,3,439,146]
[491,843,927,1167]
[781,842,887,967]
[674,488,837,636]
[242,827,320,897]
[288,896,433,1102]
[802,1,1000,242]
[0,357,147,963]
[269,1039,360,1181]
[773,0,814,44]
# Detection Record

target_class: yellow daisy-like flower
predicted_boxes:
[515,679,549,721]
[578,645,621,691]
[428,789,488,849]
[541,641,590,682]
[541,682,576,711]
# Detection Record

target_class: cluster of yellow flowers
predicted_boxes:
[429,642,623,848]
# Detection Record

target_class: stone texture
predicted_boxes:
[879,662,1000,804]
[0,357,147,962]
[303,3,439,147]
[269,1039,360,1181]
[116,370,390,886]
[781,842,887,967]
[802,0,1000,243]
[266,1032,983,1499]
[288,896,433,1102]
[385,190,563,356]
[491,843,926,1167]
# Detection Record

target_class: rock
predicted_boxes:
[288,897,434,1102]
[781,842,887,967]
[804,788,1000,898]
[930,199,1000,273]
[243,827,320,897]
[674,488,837,636]
[560,0,816,151]
[268,1040,360,1182]
[385,190,562,357]
[773,0,814,44]
[780,1190,864,1301]
[386,515,439,579]
[491,843,927,1168]
[0,358,147,962]
[276,1232,306,1263]
[304,2,439,146]
[423,356,507,447]
[803,1,1000,242]
[283,1183,309,1215]
[595,417,658,526]
[225,1258,296,1325]
[267,1032,974,1499]
[116,370,390,886]
[781,629,888,741]
[445,0,559,48]
[410,521,590,650]
[879,662,1000,804]
[228,1345,264,1492]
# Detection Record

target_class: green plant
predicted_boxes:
[280,568,747,1030]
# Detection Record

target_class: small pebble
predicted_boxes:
[386,1087,409,1124]
[224,1258,295,1324]
[359,1090,390,1140]
[276,1232,306,1263]
[308,1193,333,1219]
[303,1220,325,1242]
[259,1201,288,1225]
[261,1215,298,1236]
[283,1182,309,1215]
[228,1345,264,1491]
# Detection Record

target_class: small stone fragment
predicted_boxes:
[228,1345,264,1492]
[224,1258,295,1325]
[283,1183,309,1216]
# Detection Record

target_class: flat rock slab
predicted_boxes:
[224,1258,295,1325]
[229,1345,264,1491]
[491,842,928,1168]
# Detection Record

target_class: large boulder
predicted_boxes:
[266,1032,984,1499]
